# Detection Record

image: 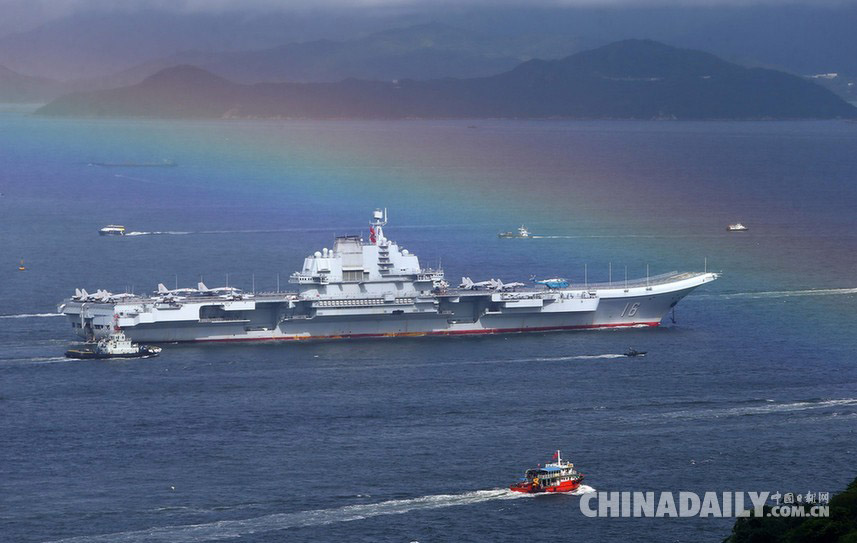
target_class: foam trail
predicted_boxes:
[126,229,368,236]
[319,354,627,372]
[666,398,857,420]
[721,399,857,416]
[692,288,857,301]
[0,313,62,319]
[0,356,69,365]
[530,234,721,239]
[47,487,561,543]
[568,354,626,360]
[125,229,322,237]
[535,354,626,361]
[113,174,156,184]
[124,231,191,236]
[122,225,471,238]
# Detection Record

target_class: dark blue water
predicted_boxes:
[1,112,856,542]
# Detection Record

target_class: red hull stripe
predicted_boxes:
[510,480,582,494]
[172,321,660,343]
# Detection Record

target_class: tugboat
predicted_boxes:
[726,223,748,232]
[99,225,126,236]
[65,329,161,359]
[509,450,584,494]
[498,225,531,238]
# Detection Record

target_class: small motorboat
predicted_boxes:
[18,259,26,271]
[498,225,532,238]
[509,450,584,494]
[624,348,646,357]
[99,225,126,236]
[726,223,748,232]
[65,329,161,360]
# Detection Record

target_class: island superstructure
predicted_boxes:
[58,209,718,343]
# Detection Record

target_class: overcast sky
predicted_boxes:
[2,0,855,37]
[5,0,856,17]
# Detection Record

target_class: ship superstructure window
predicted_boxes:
[342,270,363,282]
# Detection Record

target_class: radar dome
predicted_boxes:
[314,251,322,258]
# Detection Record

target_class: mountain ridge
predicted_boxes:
[36,40,857,120]
[108,22,574,85]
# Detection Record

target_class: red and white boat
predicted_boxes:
[509,450,584,494]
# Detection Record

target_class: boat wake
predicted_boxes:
[665,398,857,420]
[693,288,857,301]
[47,487,592,543]
[0,313,62,319]
[530,234,718,239]
[570,484,596,495]
[124,231,191,236]
[123,225,493,238]
[320,354,628,372]
[0,356,69,365]
[535,354,627,361]
[124,229,324,237]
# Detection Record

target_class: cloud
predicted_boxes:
[4,0,857,15]
[2,0,855,34]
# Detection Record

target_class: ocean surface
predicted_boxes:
[1,111,856,542]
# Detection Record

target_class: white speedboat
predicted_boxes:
[99,225,126,236]
[498,225,531,238]
[727,223,748,232]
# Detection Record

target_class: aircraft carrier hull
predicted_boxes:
[59,276,713,344]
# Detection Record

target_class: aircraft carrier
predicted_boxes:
[58,209,718,343]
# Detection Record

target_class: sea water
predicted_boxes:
[1,112,856,542]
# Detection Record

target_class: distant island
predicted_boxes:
[36,40,857,120]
